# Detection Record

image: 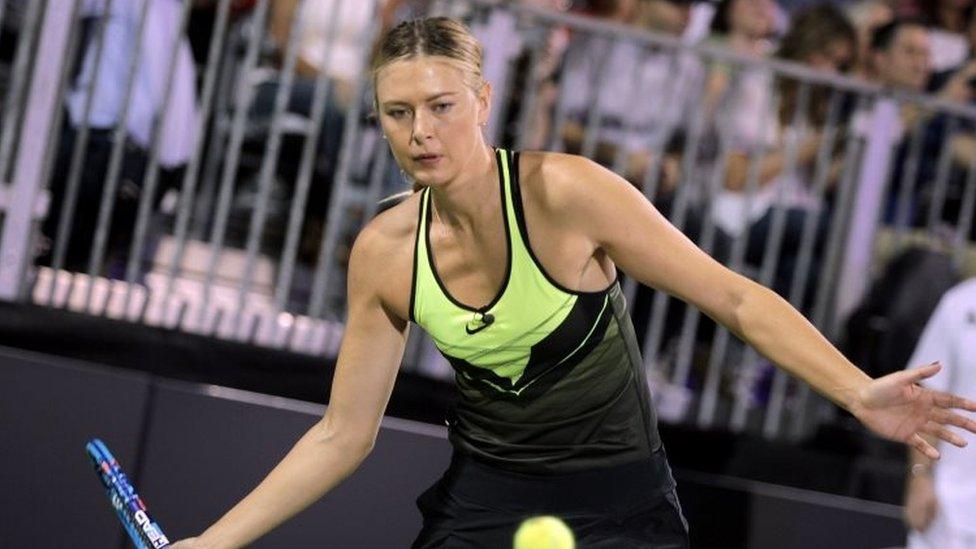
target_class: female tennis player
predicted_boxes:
[171,17,976,549]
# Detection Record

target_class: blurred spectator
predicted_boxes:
[930,7,976,86]
[248,0,392,263]
[40,0,199,276]
[902,278,976,548]
[926,12,976,240]
[484,0,574,149]
[869,18,933,93]
[185,0,257,66]
[844,0,895,78]
[266,0,378,112]
[710,5,857,301]
[867,18,976,229]
[701,0,779,155]
[919,0,974,72]
[558,0,704,189]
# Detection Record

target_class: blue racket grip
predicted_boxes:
[87,439,169,548]
[87,442,151,548]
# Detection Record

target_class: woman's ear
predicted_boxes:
[477,82,492,126]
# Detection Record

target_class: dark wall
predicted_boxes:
[0,346,451,548]
[676,471,906,548]
[139,381,452,547]
[0,346,906,548]
[0,347,151,548]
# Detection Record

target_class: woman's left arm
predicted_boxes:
[550,154,976,459]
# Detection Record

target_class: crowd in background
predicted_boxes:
[0,0,974,331]
[1,0,974,277]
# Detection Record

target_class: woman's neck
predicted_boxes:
[428,143,498,232]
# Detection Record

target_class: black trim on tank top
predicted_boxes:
[424,149,513,313]
[509,151,616,296]
[409,188,426,323]
[441,291,614,403]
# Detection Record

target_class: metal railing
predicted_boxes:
[1,0,975,440]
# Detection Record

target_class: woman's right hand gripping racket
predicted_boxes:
[86,438,170,548]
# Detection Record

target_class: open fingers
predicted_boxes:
[933,391,976,413]
[910,433,941,460]
[908,362,942,383]
[922,421,968,448]
[932,408,976,435]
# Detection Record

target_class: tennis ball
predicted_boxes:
[513,516,575,549]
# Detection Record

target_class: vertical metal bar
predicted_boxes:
[307,2,382,320]
[230,0,309,336]
[729,85,802,431]
[47,0,116,305]
[952,139,976,265]
[82,0,152,309]
[196,0,271,332]
[272,0,344,314]
[787,96,871,440]
[32,1,85,298]
[191,31,237,240]
[622,48,682,307]
[480,6,519,147]
[514,32,544,152]
[546,60,573,154]
[362,145,392,223]
[691,109,738,428]
[123,0,194,317]
[926,116,958,230]
[609,47,651,178]
[0,0,44,185]
[891,113,925,247]
[579,39,612,159]
[0,0,77,301]
[763,88,844,437]
[161,0,233,315]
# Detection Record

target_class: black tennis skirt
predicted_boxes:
[411,447,689,548]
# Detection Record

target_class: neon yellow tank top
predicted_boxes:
[409,149,664,474]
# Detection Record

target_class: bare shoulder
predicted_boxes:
[517,151,621,215]
[347,192,421,320]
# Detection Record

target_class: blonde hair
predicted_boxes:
[373,17,486,194]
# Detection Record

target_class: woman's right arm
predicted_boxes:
[172,226,410,549]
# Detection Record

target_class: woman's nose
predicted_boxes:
[412,111,433,142]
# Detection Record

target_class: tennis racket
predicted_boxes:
[86,438,170,548]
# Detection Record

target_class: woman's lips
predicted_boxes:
[414,154,442,167]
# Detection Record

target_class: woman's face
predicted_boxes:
[375,56,490,188]
[728,0,776,39]
[808,39,854,74]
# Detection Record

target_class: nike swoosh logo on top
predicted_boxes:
[465,322,490,335]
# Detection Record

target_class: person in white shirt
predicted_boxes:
[558,0,705,188]
[67,0,199,168]
[41,0,199,275]
[708,5,855,304]
[904,278,976,549]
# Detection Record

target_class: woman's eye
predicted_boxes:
[388,109,408,119]
[433,102,453,113]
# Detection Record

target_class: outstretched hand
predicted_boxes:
[851,363,976,460]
